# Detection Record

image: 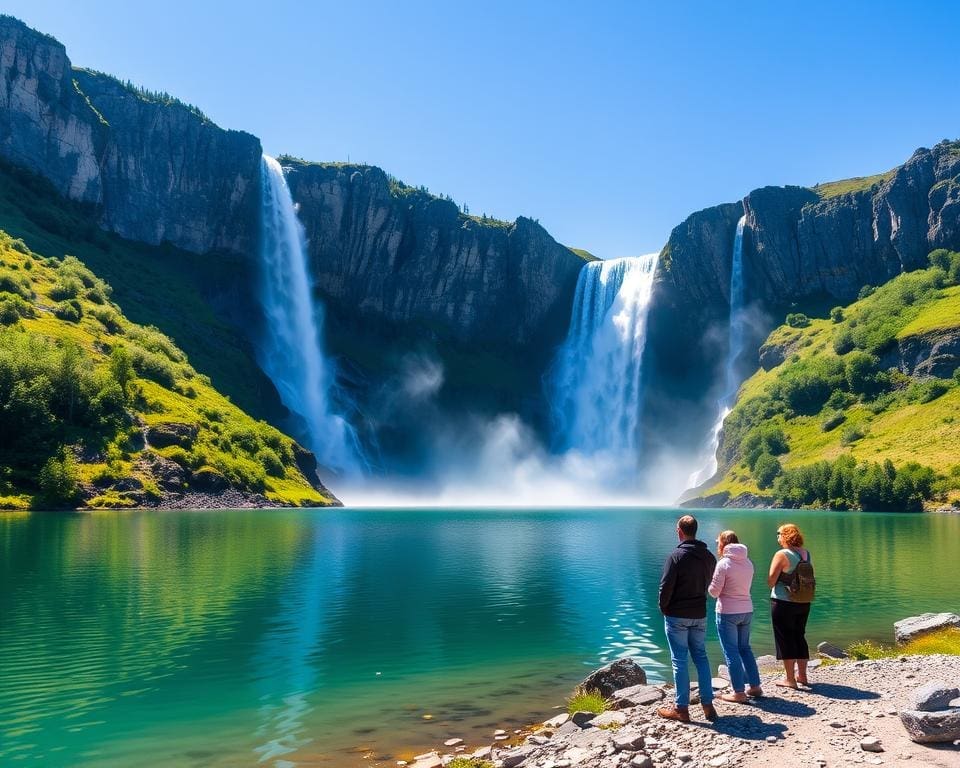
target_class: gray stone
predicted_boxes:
[544,713,569,728]
[610,684,664,707]
[860,736,884,752]
[591,711,627,727]
[630,756,653,768]
[612,730,645,751]
[899,708,960,743]
[471,747,492,760]
[579,658,648,697]
[526,735,550,745]
[910,680,960,712]
[443,738,463,747]
[500,745,535,768]
[711,677,729,690]
[817,641,849,659]
[893,613,960,644]
[755,654,779,669]
[411,754,443,768]
[571,710,597,727]
[708,757,729,767]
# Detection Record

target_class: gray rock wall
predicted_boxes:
[0,15,261,256]
[284,160,587,351]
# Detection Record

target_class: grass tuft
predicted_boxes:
[566,686,609,715]
[846,628,960,659]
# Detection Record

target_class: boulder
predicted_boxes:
[817,641,849,659]
[145,422,198,449]
[613,730,645,751]
[543,713,569,728]
[894,613,960,644]
[571,710,596,727]
[579,658,647,697]
[899,708,960,743]
[910,681,960,712]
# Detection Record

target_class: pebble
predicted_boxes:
[860,736,883,752]
[443,738,462,747]
[766,736,778,743]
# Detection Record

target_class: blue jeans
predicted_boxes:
[716,611,761,693]
[664,615,713,707]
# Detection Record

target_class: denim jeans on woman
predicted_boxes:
[664,615,714,707]
[715,611,761,693]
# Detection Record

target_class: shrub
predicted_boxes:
[844,352,883,396]
[447,759,494,768]
[858,285,875,300]
[785,312,810,328]
[833,329,855,355]
[53,300,82,322]
[129,347,177,388]
[49,277,82,301]
[829,306,844,323]
[93,307,123,334]
[821,411,846,431]
[38,448,81,504]
[0,269,33,299]
[754,453,782,489]
[256,447,285,477]
[566,686,609,715]
[906,378,951,404]
[0,292,36,324]
[840,425,866,445]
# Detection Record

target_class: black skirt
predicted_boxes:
[770,598,811,660]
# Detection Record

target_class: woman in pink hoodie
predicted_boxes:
[708,530,763,702]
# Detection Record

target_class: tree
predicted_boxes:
[38,447,80,505]
[109,345,134,396]
[754,453,782,489]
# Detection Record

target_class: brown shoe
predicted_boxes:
[656,704,690,723]
[702,703,718,721]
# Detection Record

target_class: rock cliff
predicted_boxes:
[0,15,260,256]
[643,140,960,465]
[283,159,587,351]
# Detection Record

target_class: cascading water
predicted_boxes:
[687,214,747,487]
[548,254,659,488]
[257,155,363,477]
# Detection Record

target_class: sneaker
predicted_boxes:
[656,704,691,723]
[702,703,718,721]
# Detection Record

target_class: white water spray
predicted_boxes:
[257,155,362,477]
[687,214,747,488]
[548,254,659,489]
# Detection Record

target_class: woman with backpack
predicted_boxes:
[708,530,763,702]
[767,523,815,689]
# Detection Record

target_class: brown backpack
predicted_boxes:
[785,551,815,603]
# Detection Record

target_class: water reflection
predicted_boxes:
[0,508,957,766]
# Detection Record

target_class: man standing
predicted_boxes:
[657,514,718,722]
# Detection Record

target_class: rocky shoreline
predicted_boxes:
[400,617,960,768]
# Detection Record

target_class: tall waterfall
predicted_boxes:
[687,214,747,487]
[257,155,363,477]
[548,254,659,486]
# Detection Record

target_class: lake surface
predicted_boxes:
[1,507,957,766]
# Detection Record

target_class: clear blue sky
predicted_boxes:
[7,1,960,258]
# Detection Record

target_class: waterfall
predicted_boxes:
[687,214,747,488]
[548,254,659,486]
[256,155,363,477]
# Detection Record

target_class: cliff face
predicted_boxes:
[0,16,260,256]
[284,161,587,352]
[643,141,960,463]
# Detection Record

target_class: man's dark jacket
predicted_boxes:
[658,539,717,619]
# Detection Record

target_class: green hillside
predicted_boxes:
[0,160,279,423]
[700,249,960,511]
[0,231,335,509]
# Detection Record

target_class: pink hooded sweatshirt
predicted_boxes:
[707,543,754,615]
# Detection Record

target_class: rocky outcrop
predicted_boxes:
[0,16,261,256]
[894,328,960,378]
[646,141,960,467]
[283,160,587,351]
[894,613,960,644]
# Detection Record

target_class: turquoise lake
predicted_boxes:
[1,507,957,766]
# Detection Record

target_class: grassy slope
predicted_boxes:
[0,232,333,508]
[706,268,960,503]
[0,161,277,422]
[812,169,896,199]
